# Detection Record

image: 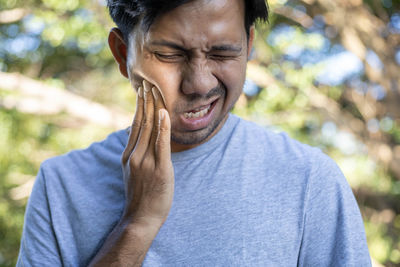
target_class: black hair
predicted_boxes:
[107,0,269,41]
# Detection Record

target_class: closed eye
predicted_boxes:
[155,52,185,62]
[208,54,238,60]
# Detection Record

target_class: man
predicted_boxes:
[17,0,371,266]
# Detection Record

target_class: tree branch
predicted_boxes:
[0,71,131,129]
[0,8,29,24]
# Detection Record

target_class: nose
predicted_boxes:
[180,58,218,96]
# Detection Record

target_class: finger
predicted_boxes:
[155,109,171,166]
[148,86,166,155]
[132,80,155,159]
[122,86,144,164]
[154,85,167,109]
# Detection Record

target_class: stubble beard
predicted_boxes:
[170,112,225,146]
[170,85,231,146]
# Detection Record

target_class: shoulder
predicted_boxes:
[38,129,127,198]
[232,115,335,172]
[41,129,126,174]
[37,128,127,219]
[230,115,353,201]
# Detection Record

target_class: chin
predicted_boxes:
[171,113,225,146]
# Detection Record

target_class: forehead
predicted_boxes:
[134,0,246,48]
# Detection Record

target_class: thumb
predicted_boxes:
[155,109,171,165]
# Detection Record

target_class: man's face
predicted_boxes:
[126,0,251,151]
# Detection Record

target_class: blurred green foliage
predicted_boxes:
[0,108,113,265]
[1,0,400,266]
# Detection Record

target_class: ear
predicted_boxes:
[247,26,255,59]
[108,28,129,78]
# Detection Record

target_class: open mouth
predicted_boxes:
[183,99,217,119]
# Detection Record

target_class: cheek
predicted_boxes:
[216,60,247,98]
[153,67,181,109]
[131,54,182,109]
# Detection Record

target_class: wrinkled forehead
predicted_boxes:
[129,0,246,50]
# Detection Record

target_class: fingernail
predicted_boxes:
[138,87,143,98]
[151,87,158,100]
[159,109,165,121]
[144,85,150,93]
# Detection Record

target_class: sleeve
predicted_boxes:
[297,152,371,266]
[17,166,62,267]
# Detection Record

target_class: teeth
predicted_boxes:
[184,105,210,119]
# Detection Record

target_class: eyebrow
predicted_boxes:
[210,45,242,53]
[149,40,242,53]
[150,40,187,51]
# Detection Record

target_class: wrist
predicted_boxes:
[120,214,164,239]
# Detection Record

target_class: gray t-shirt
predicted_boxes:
[17,114,371,266]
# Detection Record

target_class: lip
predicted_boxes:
[178,98,219,131]
[182,96,220,113]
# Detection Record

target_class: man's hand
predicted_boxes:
[89,80,174,266]
[121,80,174,225]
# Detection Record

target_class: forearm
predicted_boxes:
[89,217,163,267]
[89,82,173,266]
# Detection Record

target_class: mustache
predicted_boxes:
[174,84,225,112]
